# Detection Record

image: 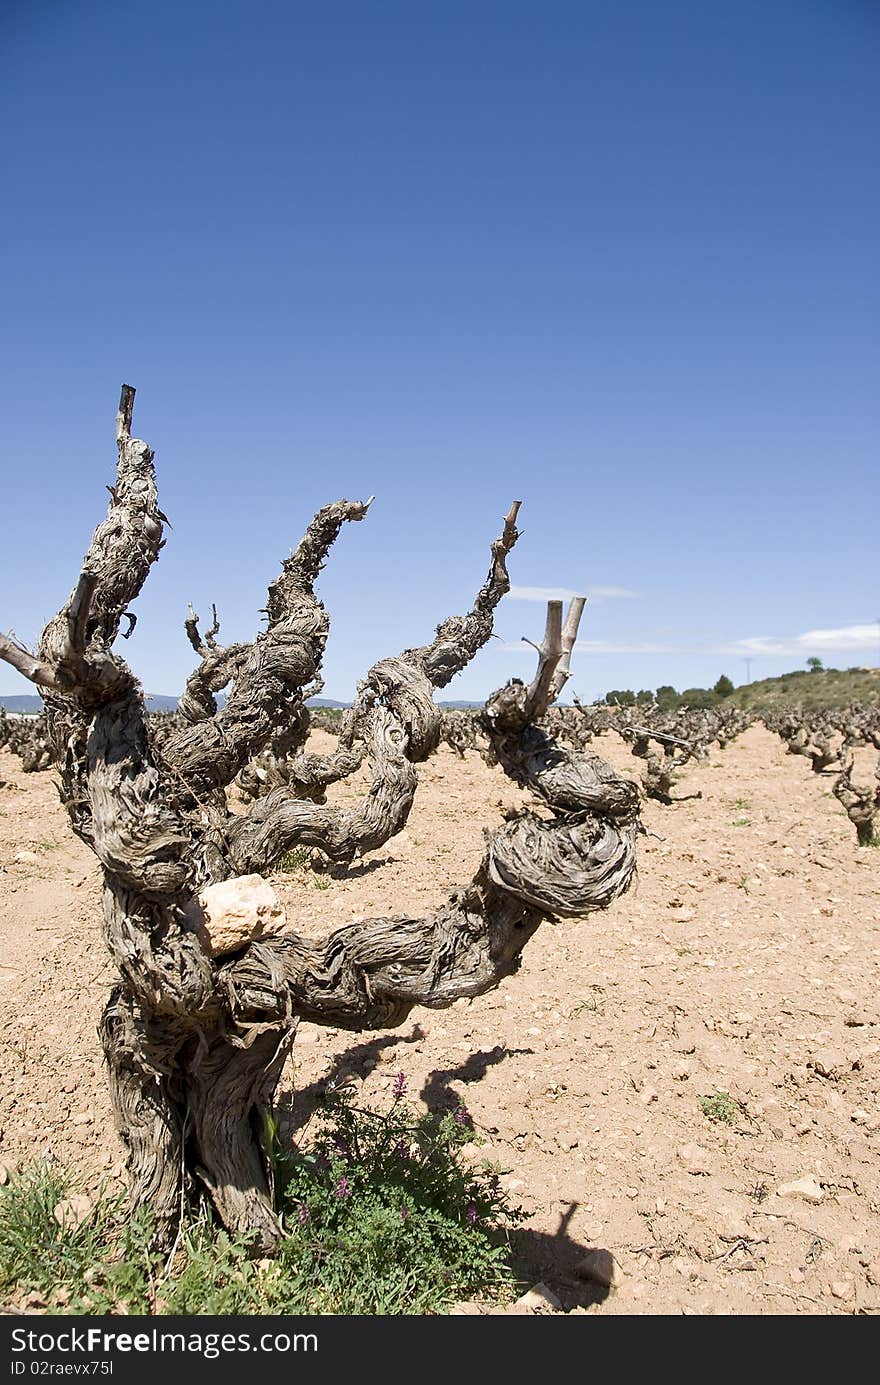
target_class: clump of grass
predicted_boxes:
[279,846,310,873]
[0,1083,525,1316]
[569,985,606,1017]
[0,1164,154,1312]
[699,1091,741,1125]
[279,848,334,891]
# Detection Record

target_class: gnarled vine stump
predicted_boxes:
[0,387,640,1250]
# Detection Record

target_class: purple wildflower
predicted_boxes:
[335,1176,351,1199]
[454,1105,471,1126]
[392,1072,407,1100]
[400,1206,410,1222]
[394,1139,410,1160]
[296,1203,311,1225]
[465,1202,478,1225]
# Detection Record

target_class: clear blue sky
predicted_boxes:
[1,0,877,703]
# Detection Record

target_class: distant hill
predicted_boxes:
[722,666,880,712]
[0,693,351,714]
[0,693,186,714]
[8,676,876,719]
[142,694,353,712]
[0,695,43,713]
[145,694,351,712]
[144,694,178,712]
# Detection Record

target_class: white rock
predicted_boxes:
[53,1195,93,1228]
[830,1279,855,1301]
[458,1142,483,1162]
[555,1128,580,1150]
[13,850,39,865]
[576,1248,624,1289]
[579,1218,605,1241]
[184,874,287,956]
[514,1282,563,1312]
[677,1142,712,1175]
[777,1175,825,1205]
[716,1206,753,1242]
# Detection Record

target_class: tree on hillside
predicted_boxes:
[806,656,823,672]
[604,688,636,706]
[678,686,719,710]
[0,387,641,1250]
[655,684,680,711]
[713,674,734,698]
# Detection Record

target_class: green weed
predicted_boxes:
[569,986,606,1018]
[699,1091,741,1125]
[279,847,310,873]
[1,1084,525,1316]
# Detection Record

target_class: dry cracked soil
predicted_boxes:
[1,724,878,1315]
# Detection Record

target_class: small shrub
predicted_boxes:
[700,1091,740,1125]
[272,1082,525,1313]
[0,1085,525,1316]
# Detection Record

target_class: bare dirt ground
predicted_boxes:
[1,725,878,1315]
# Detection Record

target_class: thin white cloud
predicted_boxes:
[499,621,876,660]
[712,623,878,658]
[507,584,638,603]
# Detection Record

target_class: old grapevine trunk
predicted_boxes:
[0,388,640,1250]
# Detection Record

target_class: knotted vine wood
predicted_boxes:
[1,386,640,1250]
